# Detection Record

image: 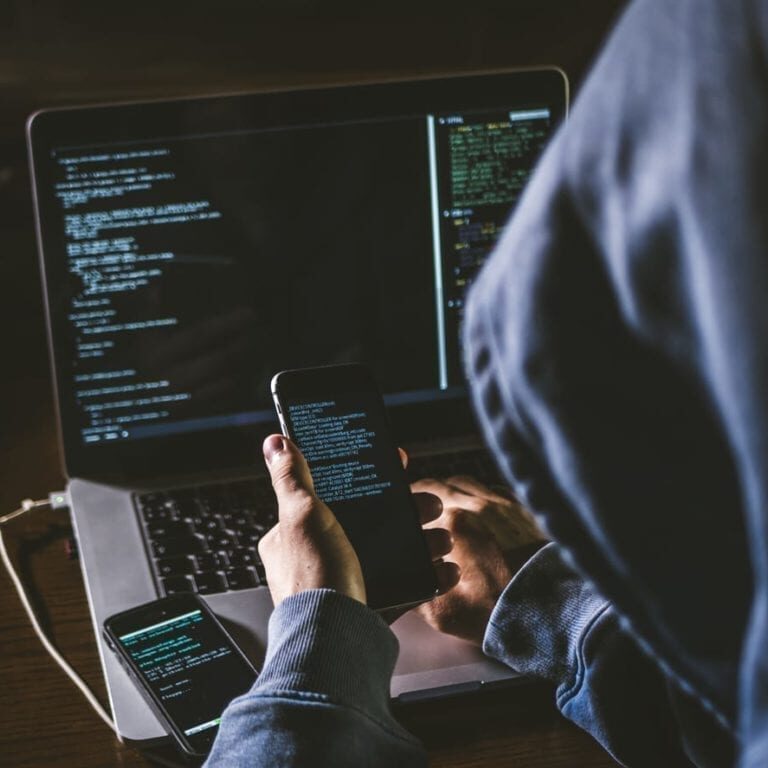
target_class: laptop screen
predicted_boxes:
[29,70,567,479]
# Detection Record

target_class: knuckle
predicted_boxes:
[291,490,318,517]
[278,489,319,527]
[419,594,459,633]
[270,463,303,494]
[442,506,463,526]
[411,477,440,491]
[447,508,476,536]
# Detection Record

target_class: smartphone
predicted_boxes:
[103,594,258,758]
[270,363,438,611]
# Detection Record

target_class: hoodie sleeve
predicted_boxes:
[206,589,426,768]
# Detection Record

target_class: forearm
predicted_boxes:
[206,589,426,768]
[485,545,728,767]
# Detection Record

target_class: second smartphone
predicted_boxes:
[271,363,438,611]
[103,594,258,758]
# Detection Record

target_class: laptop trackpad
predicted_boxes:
[390,610,516,697]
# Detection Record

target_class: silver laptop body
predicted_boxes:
[28,69,567,744]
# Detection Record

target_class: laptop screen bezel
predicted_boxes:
[28,68,568,483]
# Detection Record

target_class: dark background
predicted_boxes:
[0,3,631,766]
[1,0,628,475]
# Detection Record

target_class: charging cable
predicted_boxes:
[1,497,201,767]
[0,497,117,733]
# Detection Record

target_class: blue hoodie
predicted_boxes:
[208,0,766,764]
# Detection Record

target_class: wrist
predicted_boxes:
[256,589,398,717]
[483,543,609,681]
[504,539,549,578]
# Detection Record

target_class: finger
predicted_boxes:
[412,478,485,517]
[445,474,512,504]
[424,527,453,559]
[411,477,463,504]
[398,447,408,470]
[411,477,449,493]
[263,435,316,521]
[413,475,512,509]
[413,492,442,524]
[434,560,461,595]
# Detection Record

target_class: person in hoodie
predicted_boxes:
[206,1,768,765]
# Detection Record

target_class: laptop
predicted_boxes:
[27,68,568,746]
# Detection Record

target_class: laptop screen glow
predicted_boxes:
[29,71,566,475]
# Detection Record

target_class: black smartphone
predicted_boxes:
[103,594,258,758]
[270,363,438,611]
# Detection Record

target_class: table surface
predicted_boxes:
[0,375,619,768]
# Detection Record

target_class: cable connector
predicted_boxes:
[48,490,69,510]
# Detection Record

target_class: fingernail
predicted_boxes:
[263,435,285,464]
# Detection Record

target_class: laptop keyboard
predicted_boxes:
[136,479,277,597]
[136,447,503,598]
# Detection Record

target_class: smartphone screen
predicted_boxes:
[272,364,438,610]
[104,595,257,756]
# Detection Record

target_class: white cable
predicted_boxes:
[0,503,118,734]
[0,498,49,525]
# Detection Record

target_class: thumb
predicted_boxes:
[263,435,317,519]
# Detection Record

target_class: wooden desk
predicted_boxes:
[0,377,617,768]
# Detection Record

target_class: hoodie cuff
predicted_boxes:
[253,589,398,721]
[483,543,609,683]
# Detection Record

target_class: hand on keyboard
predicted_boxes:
[410,475,548,646]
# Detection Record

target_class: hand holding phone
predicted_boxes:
[260,434,367,606]
[270,364,444,611]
